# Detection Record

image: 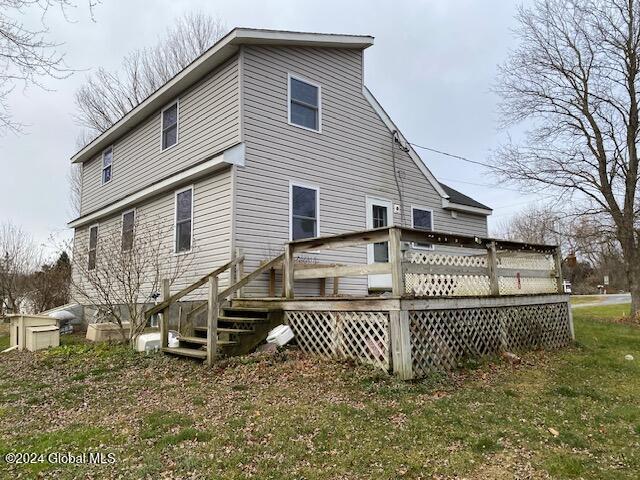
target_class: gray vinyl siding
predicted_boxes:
[79,56,241,216]
[234,45,488,296]
[72,168,233,305]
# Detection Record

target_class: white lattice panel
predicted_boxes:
[409,302,571,375]
[498,252,554,270]
[498,276,557,295]
[286,311,390,371]
[408,252,488,268]
[405,274,491,296]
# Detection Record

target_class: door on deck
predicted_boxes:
[366,196,393,290]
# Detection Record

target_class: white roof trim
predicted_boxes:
[362,86,449,200]
[68,143,245,228]
[71,28,373,164]
[442,198,492,216]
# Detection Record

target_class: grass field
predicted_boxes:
[569,295,604,305]
[0,305,638,479]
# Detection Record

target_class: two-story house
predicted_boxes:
[69,28,492,310]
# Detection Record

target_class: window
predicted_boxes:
[162,102,178,150]
[175,187,193,253]
[288,75,320,131]
[121,210,135,252]
[411,207,434,249]
[102,147,112,184]
[290,183,319,240]
[372,205,389,262]
[88,225,98,270]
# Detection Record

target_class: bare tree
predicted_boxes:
[494,0,640,317]
[0,0,97,134]
[0,222,42,314]
[71,213,191,343]
[74,12,226,138]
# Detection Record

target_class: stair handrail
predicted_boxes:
[144,255,244,319]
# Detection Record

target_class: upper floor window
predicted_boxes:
[288,75,321,132]
[88,225,98,270]
[121,210,135,252]
[411,206,434,250]
[290,182,319,240]
[102,147,112,184]
[162,102,179,150]
[175,186,193,253]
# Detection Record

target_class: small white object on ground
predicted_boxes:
[168,330,180,348]
[266,325,294,346]
[625,354,634,361]
[136,332,161,352]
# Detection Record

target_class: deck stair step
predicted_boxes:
[218,316,268,323]
[162,347,207,359]
[177,336,239,347]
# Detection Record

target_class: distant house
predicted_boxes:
[68,28,491,299]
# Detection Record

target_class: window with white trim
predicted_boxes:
[102,147,112,184]
[411,207,434,249]
[162,102,178,150]
[121,210,135,252]
[88,225,98,270]
[290,183,319,240]
[175,187,193,253]
[289,76,320,131]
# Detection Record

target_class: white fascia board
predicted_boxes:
[71,28,373,165]
[441,198,492,216]
[68,143,245,229]
[362,86,449,200]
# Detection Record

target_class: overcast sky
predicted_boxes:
[0,0,540,256]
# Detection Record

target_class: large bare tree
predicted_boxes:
[494,0,640,316]
[74,12,226,139]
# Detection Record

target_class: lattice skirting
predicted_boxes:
[409,302,572,376]
[285,311,390,371]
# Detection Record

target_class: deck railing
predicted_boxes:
[283,226,563,299]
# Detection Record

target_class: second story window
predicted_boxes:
[411,207,434,250]
[289,75,321,132]
[102,147,112,184]
[88,225,98,270]
[162,102,178,150]
[121,210,135,252]
[175,187,193,253]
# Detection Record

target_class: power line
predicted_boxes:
[409,142,494,168]
[438,177,555,197]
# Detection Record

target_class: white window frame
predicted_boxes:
[173,185,194,255]
[121,208,136,252]
[101,146,113,185]
[287,73,322,133]
[289,180,320,241]
[410,205,435,251]
[88,224,99,270]
[161,100,180,151]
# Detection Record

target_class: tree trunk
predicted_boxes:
[621,238,640,320]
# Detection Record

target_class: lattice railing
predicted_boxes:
[286,311,390,371]
[409,302,572,375]
[404,250,559,297]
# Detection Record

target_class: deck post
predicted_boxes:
[235,247,244,298]
[487,241,500,296]
[554,246,564,293]
[389,227,404,296]
[160,279,170,349]
[284,243,295,299]
[390,310,413,380]
[207,275,219,367]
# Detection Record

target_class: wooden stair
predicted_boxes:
[162,305,282,361]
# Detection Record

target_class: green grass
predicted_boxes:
[0,305,638,478]
[570,295,604,305]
